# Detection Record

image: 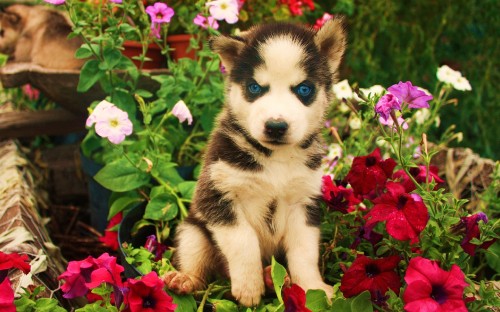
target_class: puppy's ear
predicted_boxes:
[1,11,21,28]
[209,35,245,73]
[314,17,347,74]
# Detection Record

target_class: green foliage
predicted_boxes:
[15,286,66,312]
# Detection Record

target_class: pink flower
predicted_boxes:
[91,103,133,144]
[110,0,122,3]
[22,84,40,101]
[403,257,468,312]
[283,284,311,312]
[0,278,15,312]
[388,81,433,109]
[375,93,401,121]
[43,0,65,5]
[193,14,219,30]
[99,212,123,251]
[206,0,239,24]
[146,2,175,24]
[58,256,99,298]
[379,115,409,131]
[125,271,176,312]
[364,182,429,243]
[313,13,334,30]
[393,166,444,192]
[458,212,495,256]
[86,100,114,127]
[172,100,193,125]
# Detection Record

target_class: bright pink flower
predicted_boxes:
[110,0,122,3]
[99,212,123,251]
[85,253,124,289]
[388,81,433,109]
[22,84,40,101]
[458,212,495,256]
[403,257,468,312]
[340,255,401,300]
[365,182,429,243]
[43,0,65,5]
[193,14,219,29]
[58,256,98,298]
[172,100,193,125]
[125,271,176,312]
[393,165,444,192]
[0,278,15,312]
[375,93,401,121]
[313,13,334,30]
[346,148,397,198]
[283,284,311,312]
[146,3,175,24]
[322,175,361,213]
[144,235,168,262]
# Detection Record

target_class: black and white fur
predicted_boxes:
[164,19,346,307]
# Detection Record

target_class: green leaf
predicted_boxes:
[94,158,150,192]
[101,47,122,70]
[33,298,67,312]
[169,293,197,312]
[14,296,35,312]
[271,257,287,304]
[75,46,94,59]
[350,291,373,312]
[77,59,104,92]
[209,299,239,311]
[178,181,197,200]
[305,289,330,311]
[144,193,179,221]
[75,302,112,312]
[108,195,143,219]
[485,241,500,273]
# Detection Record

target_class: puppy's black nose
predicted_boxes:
[264,119,288,139]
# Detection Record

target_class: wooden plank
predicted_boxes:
[0,109,86,139]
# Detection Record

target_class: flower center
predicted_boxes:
[430,285,447,304]
[365,263,380,278]
[365,156,377,167]
[109,119,119,128]
[156,13,163,19]
[409,167,420,177]
[397,195,408,210]
[221,3,228,9]
[142,296,156,308]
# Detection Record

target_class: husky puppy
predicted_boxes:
[164,19,346,307]
[0,4,84,69]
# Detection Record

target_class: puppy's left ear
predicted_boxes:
[314,17,347,73]
[209,35,246,73]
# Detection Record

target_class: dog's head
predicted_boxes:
[0,5,29,56]
[211,19,346,148]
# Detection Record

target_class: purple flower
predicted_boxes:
[43,0,65,4]
[146,3,175,24]
[375,93,401,121]
[109,0,122,3]
[379,115,409,131]
[193,14,219,30]
[387,81,433,109]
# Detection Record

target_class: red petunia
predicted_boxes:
[86,253,124,289]
[458,212,495,256]
[364,182,429,243]
[0,278,15,312]
[125,271,176,312]
[340,254,401,301]
[283,284,311,312]
[99,212,123,251]
[58,256,99,299]
[322,175,361,213]
[0,251,31,279]
[346,148,397,198]
[403,257,468,312]
[393,165,444,192]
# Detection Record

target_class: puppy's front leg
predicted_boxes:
[284,204,333,299]
[211,220,265,307]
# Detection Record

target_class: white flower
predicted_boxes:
[414,108,430,125]
[206,0,239,24]
[333,79,354,100]
[338,102,350,113]
[172,100,193,125]
[92,102,133,144]
[359,84,385,99]
[86,100,114,127]
[349,116,362,130]
[326,143,343,161]
[454,76,472,91]
[436,65,472,91]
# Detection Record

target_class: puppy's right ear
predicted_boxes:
[1,11,21,28]
[209,35,245,73]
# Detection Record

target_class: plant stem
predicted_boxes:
[197,283,214,312]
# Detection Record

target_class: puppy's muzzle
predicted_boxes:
[264,118,288,141]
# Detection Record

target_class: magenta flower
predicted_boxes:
[283,284,311,312]
[125,271,176,312]
[403,257,468,312]
[43,0,65,5]
[0,278,15,312]
[0,251,31,311]
[387,81,433,109]
[393,165,444,192]
[58,256,98,298]
[322,175,361,213]
[364,182,429,243]
[172,100,193,125]
[458,212,496,256]
[146,3,175,24]
[193,14,219,29]
[85,253,124,289]
[313,13,334,30]
[375,93,401,121]
[109,0,122,3]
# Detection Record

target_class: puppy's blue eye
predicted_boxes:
[297,84,312,97]
[248,83,262,94]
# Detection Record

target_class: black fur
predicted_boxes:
[264,199,278,234]
[225,111,273,157]
[207,131,263,171]
[306,153,323,170]
[305,196,323,226]
[196,181,237,225]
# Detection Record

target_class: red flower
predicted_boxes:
[0,278,15,312]
[346,148,397,198]
[403,257,468,312]
[86,253,124,289]
[322,175,361,213]
[365,182,429,243]
[99,212,123,251]
[393,165,444,192]
[0,251,31,279]
[58,256,99,298]
[144,235,169,262]
[283,284,311,312]
[125,271,176,312]
[340,255,401,300]
[458,213,495,256]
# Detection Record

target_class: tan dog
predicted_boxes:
[0,4,84,69]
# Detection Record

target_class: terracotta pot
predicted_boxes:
[166,34,197,61]
[122,41,165,69]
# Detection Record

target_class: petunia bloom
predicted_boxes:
[43,0,65,5]
[346,148,397,198]
[283,284,311,312]
[172,100,193,125]
[0,278,15,312]
[99,212,123,251]
[58,256,99,298]
[125,271,176,312]
[206,0,239,24]
[457,212,495,256]
[340,254,401,300]
[364,182,429,243]
[387,81,433,109]
[375,93,401,121]
[144,235,169,262]
[193,14,219,30]
[146,2,175,24]
[322,175,360,213]
[313,13,334,30]
[393,165,444,192]
[0,251,31,278]
[403,257,468,312]
[93,104,133,144]
[379,115,409,131]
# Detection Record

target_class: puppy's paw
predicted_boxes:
[232,274,265,307]
[162,271,203,295]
